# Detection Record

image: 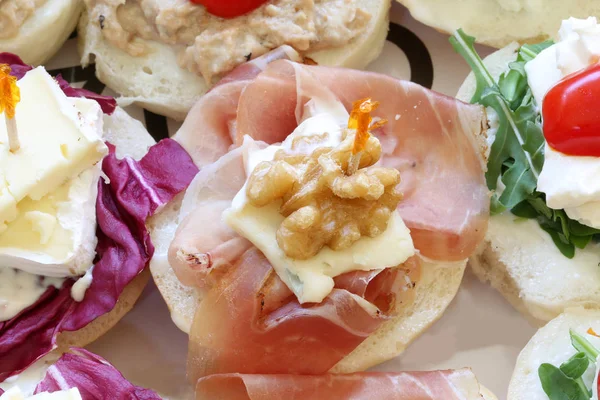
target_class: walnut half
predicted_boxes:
[246,129,402,260]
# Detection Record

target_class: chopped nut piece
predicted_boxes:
[246,129,402,260]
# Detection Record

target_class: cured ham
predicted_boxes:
[234,61,489,261]
[173,46,302,168]
[175,60,488,261]
[175,142,420,380]
[195,370,488,400]
[169,50,489,398]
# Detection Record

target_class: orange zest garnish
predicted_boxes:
[588,328,600,338]
[348,98,387,155]
[0,64,20,120]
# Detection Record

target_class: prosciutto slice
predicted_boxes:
[195,370,487,400]
[175,143,420,381]
[171,55,489,397]
[174,46,302,168]
[234,61,488,261]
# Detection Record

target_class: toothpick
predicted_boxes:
[347,150,362,176]
[0,64,21,153]
[6,115,19,152]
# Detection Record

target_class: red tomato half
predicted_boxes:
[543,63,600,157]
[191,0,269,18]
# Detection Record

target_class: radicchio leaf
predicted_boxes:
[0,52,117,114]
[34,348,161,400]
[0,140,198,381]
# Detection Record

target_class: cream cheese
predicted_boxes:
[0,267,64,322]
[70,266,94,302]
[225,109,415,304]
[526,17,600,228]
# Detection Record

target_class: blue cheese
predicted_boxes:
[225,201,415,303]
[0,66,107,230]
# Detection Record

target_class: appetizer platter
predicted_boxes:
[2,1,600,399]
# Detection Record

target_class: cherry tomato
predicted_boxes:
[191,0,269,18]
[543,63,600,157]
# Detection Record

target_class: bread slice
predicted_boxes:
[0,0,82,65]
[397,0,600,48]
[78,0,391,121]
[508,308,600,400]
[458,44,600,324]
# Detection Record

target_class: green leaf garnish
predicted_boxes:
[560,353,590,379]
[538,364,591,400]
[450,29,543,211]
[450,30,599,257]
[537,331,600,400]
[571,330,600,362]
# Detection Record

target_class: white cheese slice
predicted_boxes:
[225,199,415,304]
[0,66,107,229]
[0,387,82,400]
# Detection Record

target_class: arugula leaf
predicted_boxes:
[537,330,600,400]
[450,29,544,212]
[539,364,591,400]
[451,30,599,258]
[510,193,600,258]
[560,353,590,379]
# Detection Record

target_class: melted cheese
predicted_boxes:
[0,267,64,322]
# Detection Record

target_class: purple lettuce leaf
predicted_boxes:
[34,348,161,400]
[0,140,198,382]
[0,52,117,114]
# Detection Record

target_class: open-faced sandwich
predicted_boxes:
[508,308,600,400]
[453,17,600,324]
[0,0,82,65]
[145,46,496,398]
[0,54,198,392]
[78,0,392,120]
[0,348,160,399]
[399,0,600,48]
